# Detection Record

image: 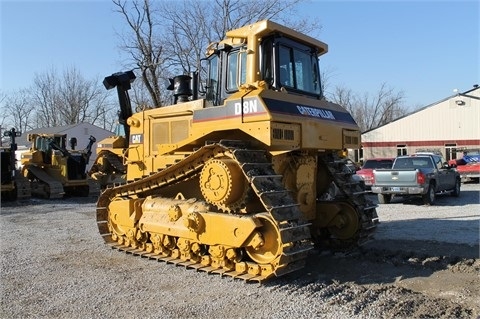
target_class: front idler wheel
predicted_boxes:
[245,213,282,264]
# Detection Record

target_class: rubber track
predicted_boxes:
[97,142,313,282]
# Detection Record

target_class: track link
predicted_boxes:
[318,156,379,250]
[104,151,126,173]
[26,166,64,199]
[97,142,313,281]
[97,143,378,281]
[230,145,313,279]
[14,174,31,199]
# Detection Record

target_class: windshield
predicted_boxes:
[260,35,322,97]
[362,159,394,169]
[278,45,321,95]
[393,157,432,169]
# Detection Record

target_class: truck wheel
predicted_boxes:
[422,183,435,205]
[451,179,460,197]
[378,193,391,204]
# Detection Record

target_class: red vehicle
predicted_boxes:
[448,149,480,182]
[356,158,395,188]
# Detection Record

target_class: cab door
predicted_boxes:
[435,155,456,190]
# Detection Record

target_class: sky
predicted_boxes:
[1,0,479,110]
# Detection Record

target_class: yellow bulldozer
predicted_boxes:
[96,20,378,282]
[88,124,128,189]
[88,71,135,189]
[20,133,96,199]
[1,128,31,201]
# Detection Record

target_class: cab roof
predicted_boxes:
[224,20,328,56]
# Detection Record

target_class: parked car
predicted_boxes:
[371,154,460,205]
[448,149,480,183]
[356,158,395,189]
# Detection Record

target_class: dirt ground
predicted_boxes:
[294,240,479,318]
[291,181,480,318]
[1,182,479,318]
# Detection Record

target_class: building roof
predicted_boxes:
[362,85,479,134]
[23,123,83,135]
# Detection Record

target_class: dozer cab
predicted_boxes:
[97,20,378,282]
[1,128,31,201]
[21,133,96,198]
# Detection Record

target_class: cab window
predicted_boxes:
[226,50,246,91]
[206,54,219,105]
[278,42,321,96]
[433,156,443,169]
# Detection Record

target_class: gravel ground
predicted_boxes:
[0,182,479,319]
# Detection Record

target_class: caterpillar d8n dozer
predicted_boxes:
[1,128,31,201]
[97,20,378,282]
[20,133,96,199]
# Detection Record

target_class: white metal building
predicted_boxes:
[360,85,480,161]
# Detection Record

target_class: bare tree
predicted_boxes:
[29,67,112,129]
[0,91,8,131]
[320,65,338,100]
[1,89,35,133]
[205,0,314,41]
[31,68,61,128]
[330,86,355,113]
[330,83,408,132]
[113,0,168,107]
[58,67,111,125]
[113,0,320,106]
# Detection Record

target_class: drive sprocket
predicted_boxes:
[199,158,248,212]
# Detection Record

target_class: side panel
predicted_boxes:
[261,95,360,150]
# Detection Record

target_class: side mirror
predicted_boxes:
[442,162,453,169]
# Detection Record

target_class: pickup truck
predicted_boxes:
[371,154,461,205]
[356,157,395,189]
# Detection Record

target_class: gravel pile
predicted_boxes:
[1,183,478,318]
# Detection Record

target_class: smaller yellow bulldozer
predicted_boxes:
[88,124,128,189]
[1,128,31,201]
[20,133,96,199]
[88,71,135,189]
